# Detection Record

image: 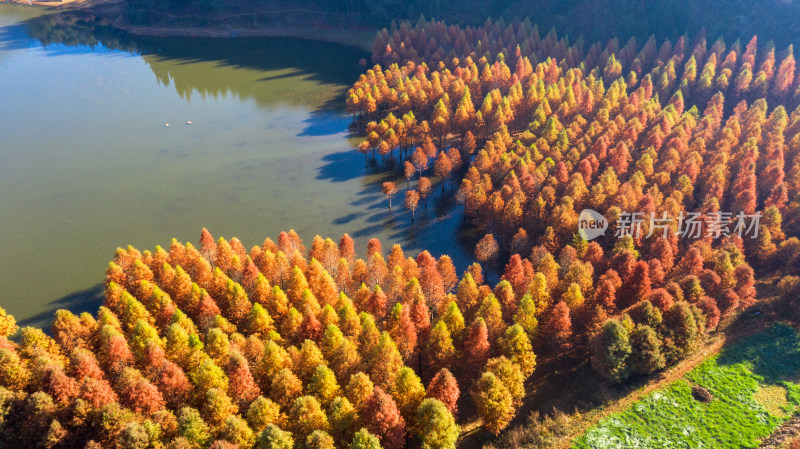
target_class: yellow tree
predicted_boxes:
[471,371,514,435]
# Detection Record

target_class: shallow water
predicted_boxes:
[0,5,472,329]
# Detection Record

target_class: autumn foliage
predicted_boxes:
[4,17,800,447]
[0,229,549,447]
[347,18,799,389]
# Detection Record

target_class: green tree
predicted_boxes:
[348,428,383,449]
[256,340,291,388]
[307,365,341,407]
[202,388,238,427]
[247,396,282,434]
[392,366,426,427]
[512,294,538,337]
[440,302,465,342]
[270,369,303,409]
[248,303,275,336]
[415,398,459,449]
[590,319,632,383]
[345,372,374,410]
[485,356,524,404]
[476,294,504,341]
[220,415,255,448]
[369,333,404,391]
[177,407,211,449]
[190,358,229,399]
[426,321,456,373]
[320,325,361,383]
[663,301,702,363]
[294,340,326,383]
[498,324,536,376]
[327,396,357,446]
[629,325,665,375]
[306,430,336,449]
[256,424,294,449]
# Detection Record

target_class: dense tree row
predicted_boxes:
[347,19,800,384]
[370,2,800,53]
[0,229,554,447]
[365,19,800,114]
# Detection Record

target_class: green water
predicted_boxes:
[0,5,470,329]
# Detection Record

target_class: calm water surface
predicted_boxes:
[0,5,471,328]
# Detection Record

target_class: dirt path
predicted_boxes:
[456,305,777,449]
[555,333,728,448]
[759,413,800,448]
[556,304,781,448]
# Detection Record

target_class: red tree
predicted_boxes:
[382,182,398,210]
[426,368,460,416]
[362,386,406,449]
[464,318,490,372]
[405,190,421,222]
[542,301,572,351]
[155,360,192,409]
[645,288,675,312]
[339,234,356,266]
[226,352,261,409]
[117,368,165,415]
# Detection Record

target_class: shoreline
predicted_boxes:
[112,20,376,52]
[4,0,376,52]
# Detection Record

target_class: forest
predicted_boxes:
[122,0,800,52]
[345,15,800,440]
[0,230,509,448]
[3,4,800,449]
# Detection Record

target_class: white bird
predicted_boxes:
[164,123,170,127]
[186,121,192,125]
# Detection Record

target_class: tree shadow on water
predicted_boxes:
[316,150,374,183]
[0,20,38,51]
[333,211,364,225]
[331,166,478,272]
[16,284,105,332]
[297,109,351,137]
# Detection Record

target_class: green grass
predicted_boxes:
[573,324,800,449]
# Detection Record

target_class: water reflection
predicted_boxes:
[0,6,478,331]
[18,9,367,111]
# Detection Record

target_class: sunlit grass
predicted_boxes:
[755,386,790,418]
[573,324,800,449]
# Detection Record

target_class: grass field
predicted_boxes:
[573,323,800,449]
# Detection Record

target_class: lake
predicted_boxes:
[0,5,472,329]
